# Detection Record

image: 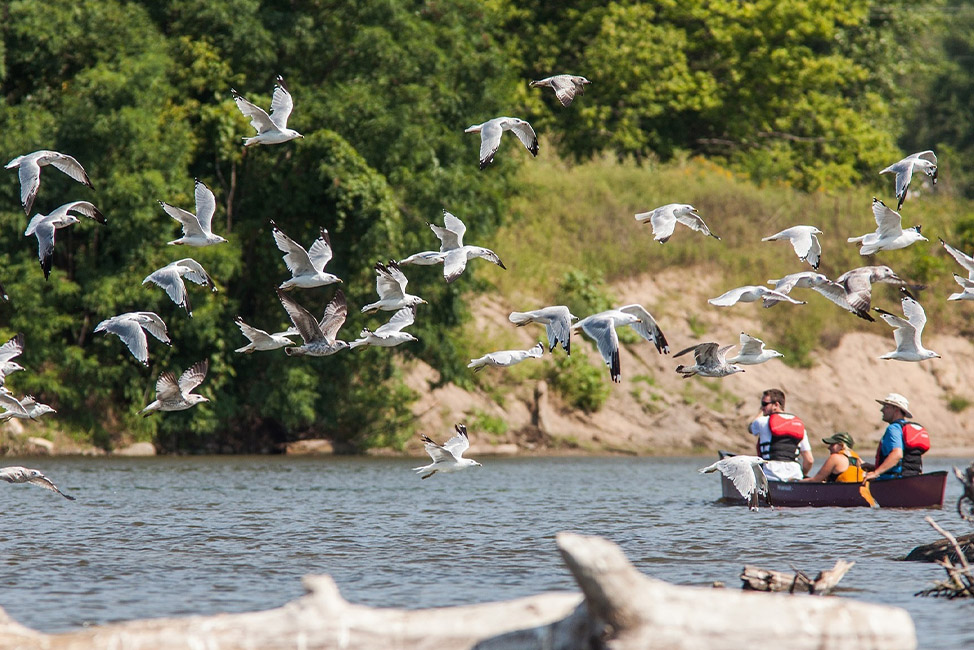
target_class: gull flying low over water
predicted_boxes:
[160,179,227,247]
[0,395,55,422]
[25,201,106,280]
[939,238,974,301]
[233,317,297,353]
[881,150,937,210]
[874,289,940,362]
[529,74,591,107]
[0,466,74,500]
[468,341,544,372]
[361,261,427,313]
[508,305,577,354]
[810,265,907,322]
[428,210,506,283]
[674,342,744,379]
[634,204,719,244]
[572,305,669,383]
[142,258,215,317]
[5,150,93,215]
[272,221,342,290]
[699,456,769,511]
[762,225,822,269]
[726,332,783,366]
[0,333,25,383]
[413,424,482,479]
[349,307,418,349]
[139,360,210,416]
[231,75,303,146]
[848,198,926,256]
[708,285,805,308]
[277,288,349,357]
[94,311,170,366]
[464,117,538,170]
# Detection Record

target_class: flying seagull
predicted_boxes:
[847,198,926,255]
[5,150,93,215]
[635,204,719,243]
[0,466,75,500]
[764,271,831,307]
[726,332,783,365]
[142,258,215,317]
[361,261,427,313]
[0,333,25,382]
[874,289,940,362]
[25,201,106,280]
[413,424,482,479]
[674,342,744,379]
[699,456,769,511]
[428,210,506,283]
[708,285,805,308]
[468,341,544,371]
[0,391,31,421]
[231,75,303,146]
[139,360,210,416]
[529,74,591,107]
[160,179,227,246]
[399,250,448,266]
[464,117,538,170]
[571,308,641,383]
[233,317,297,353]
[508,305,577,354]
[880,150,937,210]
[349,307,418,350]
[277,288,349,357]
[810,265,906,322]
[271,221,341,290]
[94,312,170,366]
[939,238,974,301]
[762,225,822,269]
[0,395,56,422]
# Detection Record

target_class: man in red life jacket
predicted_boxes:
[748,388,814,481]
[864,392,930,480]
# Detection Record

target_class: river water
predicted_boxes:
[1,454,972,648]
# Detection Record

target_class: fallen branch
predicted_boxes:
[916,516,974,598]
[740,560,854,595]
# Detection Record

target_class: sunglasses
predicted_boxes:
[760,401,774,407]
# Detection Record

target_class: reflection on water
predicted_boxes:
[0,455,971,647]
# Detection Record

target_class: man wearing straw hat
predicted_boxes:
[864,392,931,481]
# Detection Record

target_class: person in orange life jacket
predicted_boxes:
[800,432,865,483]
[864,393,929,481]
[749,388,814,481]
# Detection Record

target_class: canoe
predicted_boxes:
[714,451,947,508]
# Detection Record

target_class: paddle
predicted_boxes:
[859,479,880,509]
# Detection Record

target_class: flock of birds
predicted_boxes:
[0,70,964,496]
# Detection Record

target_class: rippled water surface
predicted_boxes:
[1,455,973,648]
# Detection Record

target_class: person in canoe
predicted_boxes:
[800,432,865,483]
[749,388,814,481]
[863,392,931,480]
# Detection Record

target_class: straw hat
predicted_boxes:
[876,392,912,418]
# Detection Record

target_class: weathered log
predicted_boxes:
[904,532,974,563]
[0,533,916,650]
[916,516,974,599]
[740,560,854,595]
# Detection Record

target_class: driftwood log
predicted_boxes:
[0,533,916,650]
[741,560,854,594]
[916,516,974,599]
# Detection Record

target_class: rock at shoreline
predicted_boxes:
[112,442,157,457]
[285,439,335,455]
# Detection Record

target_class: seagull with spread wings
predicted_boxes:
[143,258,215,317]
[231,75,303,146]
[708,285,805,308]
[529,74,591,106]
[810,265,906,322]
[277,288,349,357]
[94,312,170,366]
[939,238,974,301]
[160,179,226,247]
[0,333,25,383]
[508,305,577,354]
[468,341,544,372]
[699,456,769,511]
[139,360,210,416]
[762,225,823,269]
[848,198,926,255]
[428,210,506,283]
[635,204,719,243]
[233,317,297,353]
[25,201,106,280]
[881,150,937,210]
[726,332,783,366]
[0,395,55,422]
[674,342,744,379]
[874,289,940,362]
[572,304,667,383]
[413,424,482,479]
[349,307,418,350]
[764,272,831,308]
[464,117,538,170]
[361,261,427,313]
[0,466,75,500]
[271,221,341,290]
[5,150,93,215]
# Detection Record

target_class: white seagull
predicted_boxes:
[5,150,93,215]
[468,341,544,372]
[0,391,31,421]
[413,424,482,479]
[271,220,341,290]
[142,258,215,317]
[674,342,744,379]
[24,201,106,280]
[571,308,648,383]
[699,456,769,511]
[277,288,349,357]
[726,332,783,365]
[762,225,823,269]
[94,312,170,366]
[508,305,577,354]
[939,238,974,301]
[160,179,227,247]
[811,265,906,322]
[0,395,56,422]
[0,466,75,500]
[231,75,303,146]
[349,307,418,350]
[464,117,538,170]
[529,74,591,107]
[361,261,427,313]
[428,210,506,283]
[634,203,719,243]
[848,198,926,256]
[708,285,805,308]
[399,250,448,266]
[139,360,210,416]
[881,150,937,210]
[764,271,831,307]
[233,317,297,353]
[874,289,940,362]
[0,333,25,382]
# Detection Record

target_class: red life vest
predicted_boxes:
[766,413,806,462]
[875,421,929,477]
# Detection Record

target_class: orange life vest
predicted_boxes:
[828,450,864,483]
